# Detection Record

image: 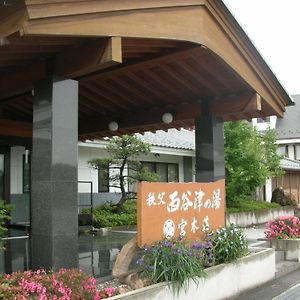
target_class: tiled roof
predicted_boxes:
[280,157,300,171]
[276,94,300,140]
[137,129,300,172]
[137,128,195,150]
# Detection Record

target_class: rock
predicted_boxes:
[112,235,138,277]
[124,272,145,290]
[271,187,285,205]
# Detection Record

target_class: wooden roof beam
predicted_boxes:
[0,63,44,100]
[25,0,205,19]
[0,4,28,38]
[79,92,262,135]
[20,1,291,115]
[0,119,32,138]
[78,102,201,136]
[211,92,262,117]
[55,37,122,78]
[0,37,122,100]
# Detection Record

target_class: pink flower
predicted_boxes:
[265,216,300,239]
[104,287,116,297]
[0,268,99,299]
[94,292,102,300]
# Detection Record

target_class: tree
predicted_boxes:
[88,135,159,213]
[224,121,283,207]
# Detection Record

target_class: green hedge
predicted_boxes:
[91,200,137,228]
[226,199,280,214]
[87,199,281,227]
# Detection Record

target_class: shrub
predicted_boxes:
[0,200,12,249]
[137,237,209,293]
[0,268,117,299]
[91,200,137,228]
[226,199,279,214]
[265,215,300,239]
[206,223,248,264]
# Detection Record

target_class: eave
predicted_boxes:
[0,0,292,141]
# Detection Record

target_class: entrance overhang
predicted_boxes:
[0,0,292,140]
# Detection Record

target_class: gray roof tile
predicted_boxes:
[280,157,300,171]
[136,129,195,150]
[276,94,300,139]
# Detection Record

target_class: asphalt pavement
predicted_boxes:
[231,268,300,300]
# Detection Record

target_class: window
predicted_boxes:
[23,154,31,194]
[277,145,289,157]
[295,145,300,160]
[98,166,109,192]
[168,164,178,182]
[277,146,286,156]
[256,117,270,123]
[142,162,179,182]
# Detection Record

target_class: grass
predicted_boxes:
[226,199,280,214]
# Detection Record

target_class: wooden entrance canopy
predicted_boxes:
[0,0,292,141]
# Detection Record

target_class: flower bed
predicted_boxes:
[135,224,248,293]
[0,268,117,299]
[109,247,275,300]
[264,215,300,262]
[265,215,300,239]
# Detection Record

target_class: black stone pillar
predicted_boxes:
[31,78,78,270]
[195,116,225,182]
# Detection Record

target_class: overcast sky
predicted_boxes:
[223,0,300,96]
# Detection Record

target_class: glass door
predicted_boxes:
[0,154,4,200]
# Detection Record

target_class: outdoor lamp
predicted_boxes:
[162,112,173,124]
[108,121,119,131]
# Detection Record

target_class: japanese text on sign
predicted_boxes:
[137,180,225,247]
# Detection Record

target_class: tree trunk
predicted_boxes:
[115,157,127,214]
[115,192,127,214]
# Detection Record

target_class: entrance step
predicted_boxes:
[249,240,270,248]
[275,261,300,278]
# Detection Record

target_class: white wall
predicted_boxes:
[109,248,275,300]
[265,178,272,202]
[78,146,106,193]
[287,144,295,160]
[78,145,186,193]
[9,144,189,194]
[252,116,277,131]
